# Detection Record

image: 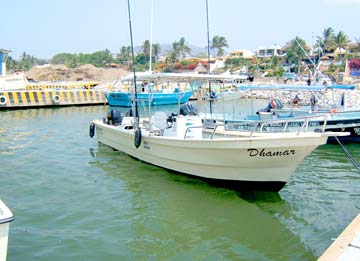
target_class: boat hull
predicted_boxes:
[93,120,328,191]
[105,91,193,107]
[0,200,15,261]
[0,223,10,261]
[326,125,360,143]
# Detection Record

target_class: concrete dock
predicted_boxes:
[318,214,360,260]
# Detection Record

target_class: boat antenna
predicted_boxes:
[206,0,213,115]
[127,0,139,121]
[149,0,154,72]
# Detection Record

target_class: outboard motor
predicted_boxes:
[180,103,198,116]
[106,109,122,126]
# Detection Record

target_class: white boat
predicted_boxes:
[92,2,347,192]
[91,113,345,191]
[0,199,15,261]
[90,73,348,192]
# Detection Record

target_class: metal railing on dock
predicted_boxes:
[26,81,100,91]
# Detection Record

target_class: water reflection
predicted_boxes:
[90,144,314,260]
[2,104,358,259]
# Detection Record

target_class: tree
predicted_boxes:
[6,56,17,71]
[118,46,131,63]
[285,36,309,74]
[51,53,77,65]
[315,27,335,55]
[18,52,46,71]
[355,37,360,52]
[333,31,350,61]
[151,43,161,63]
[77,49,113,67]
[165,50,177,64]
[142,40,151,58]
[141,40,161,65]
[210,35,228,57]
[172,37,191,60]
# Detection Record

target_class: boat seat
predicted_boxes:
[258,111,274,120]
[150,111,168,135]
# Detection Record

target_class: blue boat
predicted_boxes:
[228,83,360,143]
[105,89,194,107]
[106,72,250,107]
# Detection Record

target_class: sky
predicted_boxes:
[2,0,360,60]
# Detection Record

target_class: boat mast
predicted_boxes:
[127,0,139,121]
[206,0,213,115]
[149,0,154,72]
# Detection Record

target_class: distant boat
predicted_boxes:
[233,84,360,143]
[105,89,194,107]
[105,72,198,107]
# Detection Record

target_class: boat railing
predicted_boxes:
[184,114,329,139]
[228,114,328,136]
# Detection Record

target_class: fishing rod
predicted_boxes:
[206,0,213,115]
[127,0,141,148]
[149,0,154,72]
[127,0,138,120]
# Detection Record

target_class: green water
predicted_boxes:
[1,104,359,260]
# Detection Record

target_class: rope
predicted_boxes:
[334,136,360,171]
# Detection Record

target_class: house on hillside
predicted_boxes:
[256,45,285,58]
[228,49,254,59]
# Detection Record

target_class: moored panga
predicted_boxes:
[90,73,349,192]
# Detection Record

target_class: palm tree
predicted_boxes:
[151,43,161,63]
[172,37,191,60]
[333,31,350,61]
[315,27,335,54]
[142,40,151,58]
[210,35,229,57]
[119,46,131,63]
[355,37,360,52]
[285,36,308,74]
[165,51,177,65]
